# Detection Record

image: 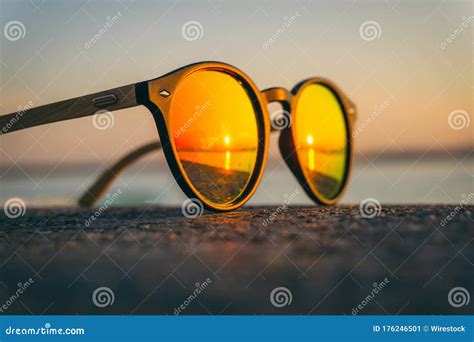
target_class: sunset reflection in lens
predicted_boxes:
[294,83,348,200]
[170,70,259,205]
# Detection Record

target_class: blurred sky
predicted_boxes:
[0,0,472,165]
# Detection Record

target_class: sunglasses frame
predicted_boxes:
[0,61,356,212]
[276,78,356,206]
[136,62,271,212]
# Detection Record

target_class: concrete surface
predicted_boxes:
[0,205,472,315]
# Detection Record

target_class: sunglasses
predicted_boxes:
[0,61,357,212]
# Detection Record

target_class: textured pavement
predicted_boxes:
[0,205,472,315]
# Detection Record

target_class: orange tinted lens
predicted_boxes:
[294,83,348,200]
[170,70,259,206]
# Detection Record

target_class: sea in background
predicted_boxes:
[1,151,472,208]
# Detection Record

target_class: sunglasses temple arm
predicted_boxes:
[0,84,137,134]
[78,141,162,207]
[80,126,284,208]
[79,127,285,208]
[79,125,283,208]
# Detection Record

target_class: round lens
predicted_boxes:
[294,83,348,200]
[169,69,259,206]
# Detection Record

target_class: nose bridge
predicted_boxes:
[261,87,292,108]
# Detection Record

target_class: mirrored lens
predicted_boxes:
[294,83,348,200]
[170,70,259,206]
